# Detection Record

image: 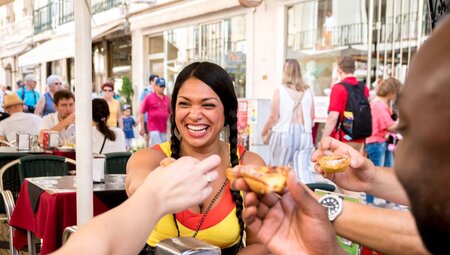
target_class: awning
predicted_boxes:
[0,43,30,58]
[18,35,75,67]
[18,20,124,67]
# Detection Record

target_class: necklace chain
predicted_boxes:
[192,179,228,237]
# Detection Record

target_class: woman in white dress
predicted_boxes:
[92,98,126,154]
[261,59,315,183]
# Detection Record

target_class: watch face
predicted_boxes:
[320,195,342,221]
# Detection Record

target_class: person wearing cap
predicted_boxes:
[16,74,40,113]
[122,104,137,150]
[139,74,159,145]
[140,77,171,147]
[321,55,370,151]
[0,94,41,143]
[102,82,124,129]
[34,74,63,117]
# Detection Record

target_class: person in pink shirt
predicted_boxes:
[365,78,401,167]
[365,78,401,204]
[140,77,171,147]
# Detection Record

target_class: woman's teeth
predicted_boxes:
[187,125,208,132]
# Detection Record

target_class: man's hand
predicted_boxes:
[232,171,345,255]
[312,137,376,193]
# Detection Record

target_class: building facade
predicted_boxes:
[1,0,432,105]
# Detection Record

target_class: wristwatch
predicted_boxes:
[318,194,343,222]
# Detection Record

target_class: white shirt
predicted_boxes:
[0,112,42,142]
[272,85,314,133]
[40,112,76,146]
[92,126,126,154]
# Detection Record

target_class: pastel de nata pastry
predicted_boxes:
[227,165,290,194]
[318,155,351,174]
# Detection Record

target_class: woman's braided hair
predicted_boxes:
[169,62,244,245]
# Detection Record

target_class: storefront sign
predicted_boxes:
[314,96,330,123]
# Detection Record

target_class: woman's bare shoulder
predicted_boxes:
[128,147,167,172]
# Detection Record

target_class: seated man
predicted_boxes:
[39,90,76,146]
[0,94,42,143]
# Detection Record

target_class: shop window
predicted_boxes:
[108,36,132,86]
[150,15,247,98]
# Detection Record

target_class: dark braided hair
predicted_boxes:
[92,98,116,141]
[169,62,244,246]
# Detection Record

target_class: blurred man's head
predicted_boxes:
[149,74,159,90]
[16,80,24,89]
[337,55,355,79]
[24,74,37,89]
[54,90,75,120]
[395,17,450,254]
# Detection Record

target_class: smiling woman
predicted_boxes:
[125,62,269,255]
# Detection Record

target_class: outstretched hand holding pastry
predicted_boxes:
[231,169,345,255]
[312,137,376,192]
[312,137,409,205]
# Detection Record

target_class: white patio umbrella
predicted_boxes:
[74,0,93,226]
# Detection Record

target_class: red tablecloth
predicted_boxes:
[10,180,127,254]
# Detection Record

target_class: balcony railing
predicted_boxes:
[33,3,55,34]
[92,0,120,15]
[59,0,74,25]
[288,10,431,52]
[33,0,121,35]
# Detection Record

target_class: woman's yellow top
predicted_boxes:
[106,99,120,127]
[147,141,245,249]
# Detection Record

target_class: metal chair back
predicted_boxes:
[18,155,69,184]
[62,225,78,245]
[0,153,30,212]
[104,152,131,175]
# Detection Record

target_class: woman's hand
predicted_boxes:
[311,137,376,193]
[233,172,345,255]
[144,155,220,215]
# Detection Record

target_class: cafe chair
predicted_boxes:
[18,155,70,184]
[0,154,31,216]
[104,152,132,175]
[0,190,19,255]
[62,225,78,245]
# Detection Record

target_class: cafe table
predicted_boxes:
[10,175,128,254]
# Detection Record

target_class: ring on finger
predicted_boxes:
[205,173,212,184]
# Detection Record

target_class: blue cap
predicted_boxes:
[155,77,166,87]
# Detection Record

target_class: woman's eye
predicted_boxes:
[203,104,215,109]
[178,101,189,107]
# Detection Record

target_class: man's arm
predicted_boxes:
[38,114,75,145]
[34,96,45,116]
[313,137,410,205]
[322,111,339,137]
[334,202,429,254]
